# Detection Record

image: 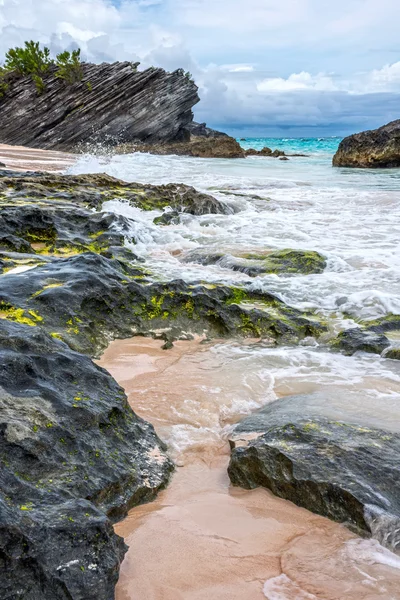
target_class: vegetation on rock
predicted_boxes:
[1,41,84,95]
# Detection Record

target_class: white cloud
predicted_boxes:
[1,0,400,134]
[257,71,338,92]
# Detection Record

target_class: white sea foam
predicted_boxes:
[69,150,400,323]
[263,574,317,599]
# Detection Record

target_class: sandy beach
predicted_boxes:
[0,143,75,172]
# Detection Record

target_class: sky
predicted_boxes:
[1,0,400,136]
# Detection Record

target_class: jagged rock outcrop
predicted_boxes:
[228,393,400,551]
[0,62,200,150]
[186,121,228,138]
[333,120,400,168]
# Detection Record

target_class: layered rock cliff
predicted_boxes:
[0,62,200,151]
[333,119,400,168]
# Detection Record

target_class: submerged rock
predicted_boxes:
[228,393,400,550]
[183,248,327,276]
[333,120,400,168]
[0,319,173,600]
[385,348,400,360]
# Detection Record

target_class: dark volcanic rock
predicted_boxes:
[0,63,199,151]
[0,319,173,600]
[333,328,390,356]
[228,393,400,550]
[0,254,327,356]
[0,171,230,216]
[333,120,400,168]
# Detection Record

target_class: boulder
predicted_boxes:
[0,319,173,600]
[228,393,400,549]
[333,328,391,356]
[127,134,245,159]
[333,120,400,168]
[183,248,327,276]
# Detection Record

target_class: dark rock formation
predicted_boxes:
[0,319,173,600]
[333,120,400,168]
[183,248,327,277]
[228,393,400,550]
[186,121,228,138]
[0,62,200,151]
[0,171,230,217]
[332,328,391,356]
[385,348,400,360]
[123,134,245,159]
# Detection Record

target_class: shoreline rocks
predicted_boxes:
[228,393,400,551]
[333,120,400,168]
[0,319,173,600]
[119,134,245,159]
[182,248,327,277]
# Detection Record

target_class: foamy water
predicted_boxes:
[80,141,400,598]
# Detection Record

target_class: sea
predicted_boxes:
[69,137,400,598]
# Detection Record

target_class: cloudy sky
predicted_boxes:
[1,0,400,136]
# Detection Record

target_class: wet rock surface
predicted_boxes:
[0,63,199,151]
[228,393,400,551]
[333,119,400,168]
[0,319,173,600]
[122,133,245,159]
[182,248,326,276]
[333,328,391,356]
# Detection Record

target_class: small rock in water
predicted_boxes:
[228,392,400,551]
[334,328,390,356]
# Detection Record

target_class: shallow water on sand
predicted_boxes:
[99,338,400,600]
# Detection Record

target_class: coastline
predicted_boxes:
[98,337,400,600]
[0,143,75,172]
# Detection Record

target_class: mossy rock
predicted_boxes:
[244,249,326,275]
[183,248,326,276]
[361,314,400,334]
[332,328,390,356]
[385,348,400,360]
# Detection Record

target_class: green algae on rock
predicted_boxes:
[183,248,327,277]
[332,328,391,356]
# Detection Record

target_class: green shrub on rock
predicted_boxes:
[1,40,84,95]
[55,49,83,84]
